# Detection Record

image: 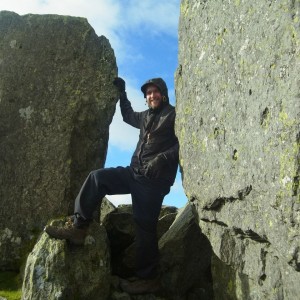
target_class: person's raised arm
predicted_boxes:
[113,77,143,129]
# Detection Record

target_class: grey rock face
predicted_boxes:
[21,204,210,299]
[100,197,116,224]
[176,0,300,299]
[22,220,111,300]
[159,203,213,299]
[0,11,117,269]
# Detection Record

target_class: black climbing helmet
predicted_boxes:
[141,78,169,103]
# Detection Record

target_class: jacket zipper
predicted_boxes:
[138,114,156,166]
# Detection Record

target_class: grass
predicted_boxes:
[0,271,22,300]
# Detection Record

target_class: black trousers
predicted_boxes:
[74,166,171,279]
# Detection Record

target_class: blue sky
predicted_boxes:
[0,0,187,208]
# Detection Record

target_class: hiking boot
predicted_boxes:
[120,277,161,295]
[44,219,88,245]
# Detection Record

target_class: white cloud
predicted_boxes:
[107,194,132,206]
[121,0,179,37]
[0,0,179,65]
[0,0,120,23]
[0,0,122,53]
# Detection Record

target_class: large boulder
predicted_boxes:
[176,0,300,299]
[22,220,111,300]
[0,11,117,269]
[22,205,205,300]
[159,203,213,300]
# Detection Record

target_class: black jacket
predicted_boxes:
[120,92,179,185]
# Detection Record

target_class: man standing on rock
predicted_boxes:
[45,77,179,294]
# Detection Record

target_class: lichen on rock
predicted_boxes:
[0,11,118,270]
[176,0,300,298]
[22,220,111,300]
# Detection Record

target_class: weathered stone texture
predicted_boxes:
[22,220,111,300]
[22,204,211,300]
[176,0,300,299]
[0,11,118,269]
[159,203,213,299]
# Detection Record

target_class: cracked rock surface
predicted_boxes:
[176,0,300,299]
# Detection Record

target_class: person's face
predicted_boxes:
[146,84,162,109]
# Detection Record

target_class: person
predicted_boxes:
[45,77,179,294]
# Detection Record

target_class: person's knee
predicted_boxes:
[89,169,105,182]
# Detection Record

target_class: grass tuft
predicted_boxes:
[0,271,22,300]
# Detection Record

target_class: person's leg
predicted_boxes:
[74,167,131,227]
[120,174,170,294]
[130,174,170,279]
[133,217,160,279]
[45,167,131,244]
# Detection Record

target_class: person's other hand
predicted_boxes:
[145,155,166,179]
[113,77,126,93]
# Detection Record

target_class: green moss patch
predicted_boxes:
[0,271,22,300]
